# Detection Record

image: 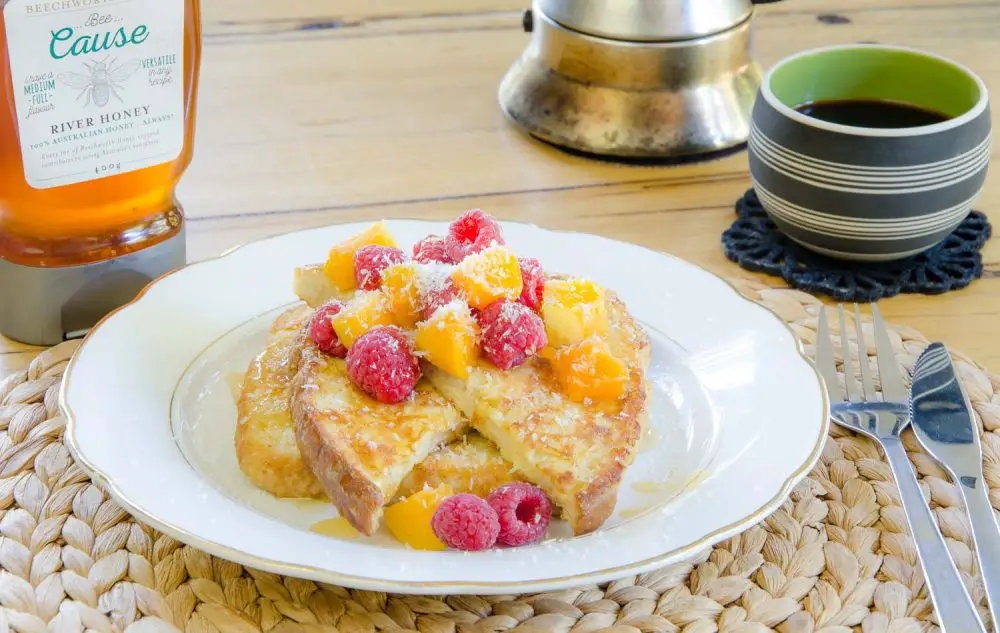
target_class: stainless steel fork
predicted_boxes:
[816,303,985,633]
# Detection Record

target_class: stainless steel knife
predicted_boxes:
[911,342,1000,630]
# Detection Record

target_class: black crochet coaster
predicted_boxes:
[722,188,992,301]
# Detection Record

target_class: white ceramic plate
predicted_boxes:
[61,220,829,595]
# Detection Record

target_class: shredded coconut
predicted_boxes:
[414,262,456,299]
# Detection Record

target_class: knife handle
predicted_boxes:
[882,438,986,633]
[959,479,1000,631]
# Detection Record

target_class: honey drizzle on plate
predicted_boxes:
[632,469,712,496]
[310,517,359,540]
[632,480,676,494]
[621,470,714,520]
[636,428,660,454]
[224,372,244,402]
[620,503,658,519]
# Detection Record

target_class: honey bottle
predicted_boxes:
[0,0,201,345]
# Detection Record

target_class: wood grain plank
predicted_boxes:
[198,0,993,32]
[204,12,518,45]
[0,351,38,377]
[0,335,45,357]
[202,0,524,26]
[197,0,1000,46]
[176,2,999,226]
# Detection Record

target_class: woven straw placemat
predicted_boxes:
[2,278,998,633]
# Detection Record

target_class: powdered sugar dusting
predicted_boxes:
[436,299,470,320]
[415,262,456,298]
[499,300,522,322]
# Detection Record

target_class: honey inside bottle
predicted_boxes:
[0,0,202,267]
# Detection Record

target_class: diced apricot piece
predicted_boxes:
[451,245,522,310]
[538,345,558,362]
[415,301,480,379]
[384,485,453,551]
[323,221,399,291]
[541,278,609,348]
[381,263,422,328]
[330,292,394,349]
[551,337,628,403]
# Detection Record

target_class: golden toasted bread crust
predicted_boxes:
[572,357,649,533]
[235,305,327,499]
[290,343,385,534]
[291,393,386,534]
[290,338,468,535]
[604,285,652,451]
[569,287,651,532]
[396,432,526,500]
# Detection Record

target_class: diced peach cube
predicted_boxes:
[381,263,422,328]
[551,337,628,403]
[415,301,480,379]
[384,485,453,551]
[451,245,522,310]
[323,221,399,291]
[330,291,394,349]
[541,278,609,348]
[537,345,558,362]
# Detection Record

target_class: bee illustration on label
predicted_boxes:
[57,56,141,108]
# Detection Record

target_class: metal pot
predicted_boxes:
[498,0,781,159]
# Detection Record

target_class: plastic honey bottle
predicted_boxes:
[0,0,201,345]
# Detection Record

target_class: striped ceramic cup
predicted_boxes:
[748,44,991,261]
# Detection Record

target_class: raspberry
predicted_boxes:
[517,257,545,312]
[431,493,500,551]
[420,276,461,321]
[487,483,552,547]
[412,235,453,264]
[478,300,547,370]
[445,209,505,262]
[354,245,407,291]
[308,301,348,358]
[345,326,421,403]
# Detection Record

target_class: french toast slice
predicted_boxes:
[293,264,342,308]
[289,335,469,535]
[235,304,327,499]
[423,288,651,535]
[397,432,528,500]
[235,304,524,505]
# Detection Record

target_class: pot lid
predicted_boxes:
[536,0,754,42]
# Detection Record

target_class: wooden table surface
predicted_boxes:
[3,0,1000,377]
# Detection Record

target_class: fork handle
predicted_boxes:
[959,479,1000,631]
[883,438,986,633]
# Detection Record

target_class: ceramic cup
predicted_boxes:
[748,44,991,261]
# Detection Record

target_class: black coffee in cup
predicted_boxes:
[795,99,950,128]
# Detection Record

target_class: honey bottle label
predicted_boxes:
[3,0,185,190]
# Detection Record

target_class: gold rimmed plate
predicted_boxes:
[60,219,828,594]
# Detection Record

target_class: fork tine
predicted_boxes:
[838,304,862,402]
[872,304,908,402]
[854,304,878,401]
[815,307,843,402]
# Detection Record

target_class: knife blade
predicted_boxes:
[911,342,1000,629]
